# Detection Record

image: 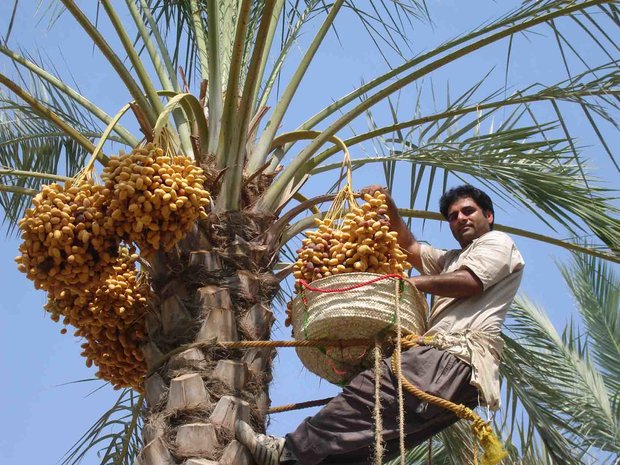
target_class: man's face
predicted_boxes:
[446,197,493,248]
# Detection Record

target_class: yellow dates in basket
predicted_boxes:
[293,190,412,283]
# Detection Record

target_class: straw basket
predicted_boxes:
[292,272,427,385]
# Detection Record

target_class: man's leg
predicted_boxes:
[280,346,478,465]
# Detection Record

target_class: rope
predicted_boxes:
[267,397,333,414]
[394,279,406,465]
[146,338,375,377]
[220,339,371,348]
[373,338,385,465]
[390,349,507,465]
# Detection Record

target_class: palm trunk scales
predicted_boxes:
[139,210,279,465]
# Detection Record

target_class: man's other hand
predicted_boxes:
[359,185,389,197]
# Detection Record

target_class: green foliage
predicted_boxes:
[502,254,620,463]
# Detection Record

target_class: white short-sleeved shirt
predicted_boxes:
[419,230,525,409]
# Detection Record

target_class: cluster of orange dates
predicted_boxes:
[293,190,411,283]
[16,143,210,390]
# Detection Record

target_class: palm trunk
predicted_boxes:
[138,209,280,465]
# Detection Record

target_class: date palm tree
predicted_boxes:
[1,1,619,464]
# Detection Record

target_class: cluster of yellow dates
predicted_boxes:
[293,191,411,283]
[44,250,150,390]
[15,143,210,390]
[15,181,118,297]
[102,144,210,257]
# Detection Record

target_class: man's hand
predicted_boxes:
[359,185,422,271]
[359,184,389,197]
[285,302,293,327]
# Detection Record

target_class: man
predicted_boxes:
[237,184,525,465]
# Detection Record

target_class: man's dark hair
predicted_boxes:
[439,185,494,229]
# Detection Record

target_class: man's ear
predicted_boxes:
[485,210,494,225]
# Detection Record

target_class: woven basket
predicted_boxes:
[292,272,427,384]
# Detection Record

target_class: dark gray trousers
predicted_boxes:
[280,346,479,465]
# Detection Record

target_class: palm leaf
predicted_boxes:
[313,126,620,253]
[503,296,619,459]
[61,388,144,465]
[0,92,96,232]
[560,253,620,395]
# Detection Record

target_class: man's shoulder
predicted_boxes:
[473,230,516,247]
[472,230,525,269]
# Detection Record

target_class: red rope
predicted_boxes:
[298,273,404,294]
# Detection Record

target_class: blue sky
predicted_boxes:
[0,1,618,464]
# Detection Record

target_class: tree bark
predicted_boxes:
[139,211,279,464]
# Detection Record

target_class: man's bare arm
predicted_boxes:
[408,269,483,298]
[360,185,422,271]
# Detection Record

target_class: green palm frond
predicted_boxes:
[291,0,617,136]
[261,0,619,212]
[560,253,620,396]
[314,125,620,253]
[502,420,557,465]
[142,0,428,85]
[385,440,440,465]
[435,421,478,465]
[503,295,620,460]
[0,95,95,232]
[61,388,144,465]
[304,63,619,175]
[0,44,138,146]
[340,0,428,63]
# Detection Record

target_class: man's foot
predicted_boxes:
[235,420,285,465]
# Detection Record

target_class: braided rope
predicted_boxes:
[390,349,507,465]
[267,397,333,414]
[146,338,374,377]
[373,338,385,465]
[394,279,406,465]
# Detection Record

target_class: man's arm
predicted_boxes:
[408,268,483,298]
[360,185,423,271]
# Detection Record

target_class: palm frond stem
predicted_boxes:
[248,0,346,173]
[206,0,224,158]
[60,0,157,125]
[0,168,72,183]
[138,0,182,92]
[0,184,37,195]
[222,0,275,208]
[189,0,210,80]
[0,131,126,146]
[0,73,96,154]
[234,0,277,171]
[250,0,285,114]
[101,0,164,117]
[217,0,253,210]
[255,0,315,111]
[125,0,193,155]
[259,0,613,212]
[0,44,138,146]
